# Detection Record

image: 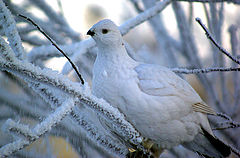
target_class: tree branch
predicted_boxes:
[70,111,128,156]
[119,0,171,35]
[196,17,240,65]
[0,0,25,60]
[172,67,240,74]
[0,98,75,157]
[174,0,240,4]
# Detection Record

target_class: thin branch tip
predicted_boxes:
[195,17,200,21]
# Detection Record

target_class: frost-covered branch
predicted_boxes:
[211,113,240,157]
[213,113,240,130]
[2,0,80,45]
[28,42,78,62]
[23,79,130,156]
[120,0,171,35]
[0,98,75,157]
[0,40,144,149]
[196,17,240,65]
[28,0,80,41]
[174,0,240,4]
[2,119,36,139]
[1,79,125,157]
[172,67,240,74]
[0,0,25,60]
[214,121,240,130]
[70,111,128,156]
[0,37,17,62]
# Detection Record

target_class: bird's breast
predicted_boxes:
[92,60,136,101]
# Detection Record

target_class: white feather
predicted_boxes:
[89,19,225,156]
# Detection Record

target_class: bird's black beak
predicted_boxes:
[87,30,95,36]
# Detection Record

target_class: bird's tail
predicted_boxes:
[183,127,231,158]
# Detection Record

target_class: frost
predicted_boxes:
[0,0,25,60]
[0,98,75,157]
[0,37,16,62]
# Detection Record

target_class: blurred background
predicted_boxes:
[0,0,240,157]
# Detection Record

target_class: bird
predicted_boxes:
[87,19,231,158]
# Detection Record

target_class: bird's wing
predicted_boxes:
[134,64,216,115]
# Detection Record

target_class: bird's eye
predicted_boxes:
[102,29,108,34]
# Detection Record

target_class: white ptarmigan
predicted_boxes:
[87,19,231,158]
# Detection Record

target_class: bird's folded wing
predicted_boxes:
[134,64,216,115]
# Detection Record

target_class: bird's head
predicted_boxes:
[87,19,123,48]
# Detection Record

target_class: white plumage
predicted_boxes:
[87,19,230,157]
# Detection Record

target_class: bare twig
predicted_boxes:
[213,121,240,130]
[172,67,240,74]
[196,17,240,65]
[173,0,240,4]
[212,113,240,130]
[18,14,85,85]
[216,112,233,121]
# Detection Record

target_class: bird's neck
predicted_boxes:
[96,42,134,65]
